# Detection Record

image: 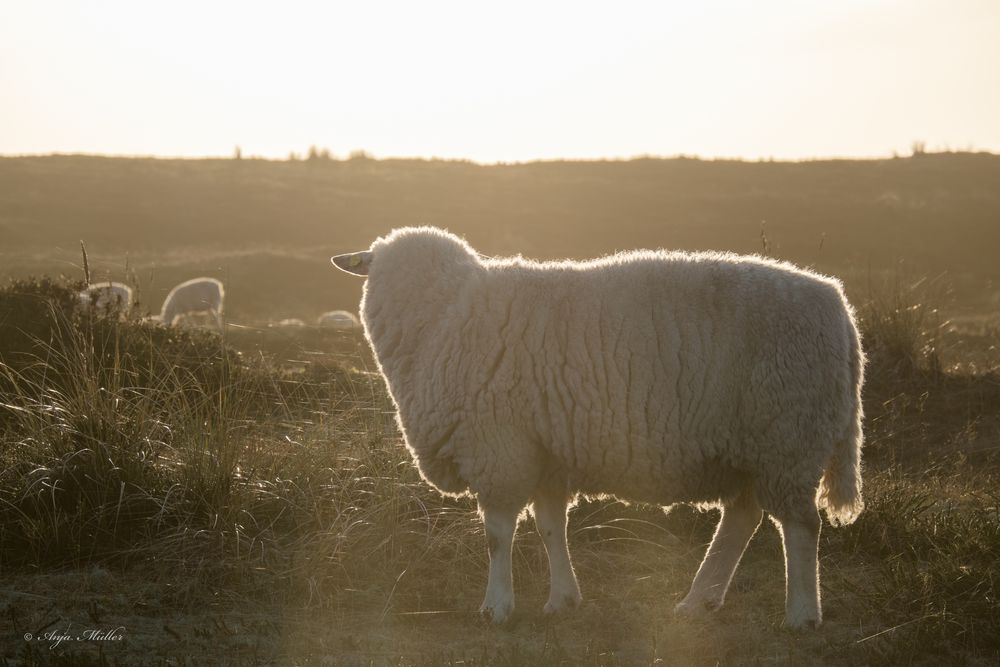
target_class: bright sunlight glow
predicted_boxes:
[1,0,998,162]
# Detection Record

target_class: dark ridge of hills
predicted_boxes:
[2,152,998,320]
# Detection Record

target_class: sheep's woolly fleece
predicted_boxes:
[353,227,864,525]
[317,309,360,328]
[160,277,225,327]
[80,282,133,312]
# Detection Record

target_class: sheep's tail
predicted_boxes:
[818,315,865,526]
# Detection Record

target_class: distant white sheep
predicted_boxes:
[275,318,306,328]
[316,310,359,329]
[160,277,224,328]
[78,282,133,316]
[332,227,865,629]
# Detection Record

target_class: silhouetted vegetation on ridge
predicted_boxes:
[1,152,998,321]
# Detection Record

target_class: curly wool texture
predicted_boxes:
[360,227,864,525]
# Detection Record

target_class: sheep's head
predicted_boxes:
[331,228,480,383]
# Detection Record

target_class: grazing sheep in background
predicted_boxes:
[331,226,864,630]
[78,282,133,316]
[317,309,359,329]
[275,317,306,328]
[160,277,224,329]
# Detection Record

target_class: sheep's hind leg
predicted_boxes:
[774,506,822,629]
[675,490,763,615]
[532,484,582,614]
[479,503,521,624]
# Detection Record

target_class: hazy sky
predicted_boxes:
[1,0,998,162]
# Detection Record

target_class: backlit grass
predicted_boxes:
[1,276,998,665]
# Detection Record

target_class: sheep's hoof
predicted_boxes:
[479,601,514,625]
[673,597,723,616]
[543,591,582,615]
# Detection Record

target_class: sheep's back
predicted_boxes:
[497,256,855,504]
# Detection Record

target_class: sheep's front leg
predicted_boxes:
[479,503,520,623]
[676,491,763,614]
[532,486,582,614]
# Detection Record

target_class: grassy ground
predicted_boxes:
[0,278,998,666]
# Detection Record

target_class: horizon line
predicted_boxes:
[1,148,996,166]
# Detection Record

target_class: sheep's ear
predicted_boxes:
[331,251,372,276]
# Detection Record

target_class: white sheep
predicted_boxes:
[316,310,359,328]
[275,317,307,328]
[78,282,133,316]
[331,227,864,630]
[159,277,225,329]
